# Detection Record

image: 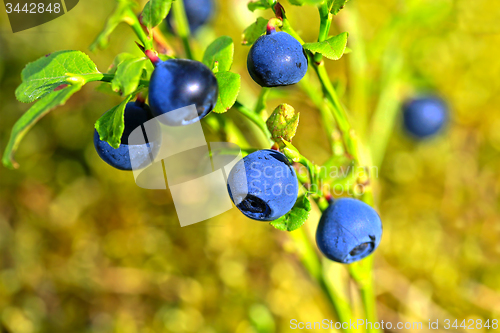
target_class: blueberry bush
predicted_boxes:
[1,0,390,329]
[4,0,491,331]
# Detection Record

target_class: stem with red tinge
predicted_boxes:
[145,50,161,66]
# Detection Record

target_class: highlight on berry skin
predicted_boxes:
[148,59,218,126]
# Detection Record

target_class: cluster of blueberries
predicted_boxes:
[94,0,448,264]
[225,149,383,264]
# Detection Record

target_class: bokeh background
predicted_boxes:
[1,0,500,332]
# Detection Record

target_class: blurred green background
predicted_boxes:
[1,0,500,332]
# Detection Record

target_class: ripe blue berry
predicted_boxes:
[148,59,218,126]
[316,198,382,264]
[247,29,308,87]
[94,102,160,171]
[167,0,214,33]
[227,149,299,221]
[403,96,448,138]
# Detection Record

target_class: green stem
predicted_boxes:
[278,6,338,154]
[291,227,353,333]
[369,78,401,168]
[275,8,352,145]
[94,73,114,83]
[298,75,337,153]
[254,87,270,116]
[282,142,322,196]
[274,7,355,160]
[360,283,377,327]
[233,101,272,145]
[269,5,380,330]
[313,64,349,133]
[342,6,370,137]
[314,4,333,63]
[123,7,154,51]
[312,63,361,164]
[284,6,380,330]
[348,256,379,333]
[369,47,404,167]
[172,0,194,59]
[84,73,150,87]
[272,6,304,44]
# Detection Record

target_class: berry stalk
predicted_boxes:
[233,101,273,145]
[298,75,338,154]
[145,49,161,66]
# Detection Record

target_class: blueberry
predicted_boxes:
[403,96,448,138]
[247,30,308,87]
[315,198,382,264]
[94,102,160,171]
[148,59,218,126]
[166,0,214,34]
[227,149,299,221]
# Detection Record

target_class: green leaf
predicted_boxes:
[247,0,275,11]
[107,53,137,74]
[3,83,84,169]
[90,0,137,51]
[242,17,268,46]
[270,196,312,231]
[266,103,300,148]
[303,32,348,60]
[15,51,99,103]
[203,36,234,72]
[141,0,172,29]
[213,72,241,114]
[328,0,350,14]
[94,95,134,149]
[111,57,147,96]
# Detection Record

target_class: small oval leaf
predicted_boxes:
[141,0,173,29]
[270,196,312,232]
[302,32,348,60]
[90,0,137,51]
[203,36,234,72]
[15,50,99,103]
[111,57,147,96]
[213,72,241,114]
[94,95,134,149]
[3,83,84,169]
[242,17,268,46]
